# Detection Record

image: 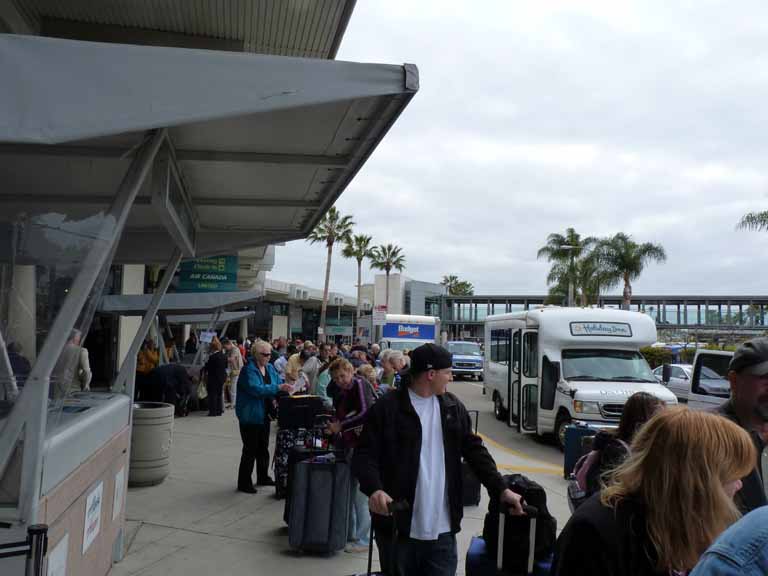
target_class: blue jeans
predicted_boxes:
[348,478,371,546]
[376,532,458,576]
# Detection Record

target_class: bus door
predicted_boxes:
[508,329,520,428]
[518,329,538,434]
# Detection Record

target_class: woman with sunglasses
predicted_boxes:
[235,340,292,493]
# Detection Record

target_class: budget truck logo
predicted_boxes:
[397,325,420,337]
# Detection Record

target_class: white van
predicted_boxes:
[378,314,440,352]
[484,307,677,448]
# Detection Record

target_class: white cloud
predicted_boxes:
[270,0,768,297]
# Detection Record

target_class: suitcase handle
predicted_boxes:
[497,503,539,573]
[366,500,409,576]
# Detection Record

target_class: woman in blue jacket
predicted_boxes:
[236,340,291,493]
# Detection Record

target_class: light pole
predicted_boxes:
[562,245,578,307]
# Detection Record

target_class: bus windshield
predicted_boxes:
[562,349,657,383]
[447,342,481,356]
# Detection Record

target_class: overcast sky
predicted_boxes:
[270,0,768,296]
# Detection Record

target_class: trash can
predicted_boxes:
[129,402,174,487]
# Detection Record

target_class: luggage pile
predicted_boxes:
[273,394,327,499]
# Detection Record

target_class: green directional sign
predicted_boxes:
[178,255,238,292]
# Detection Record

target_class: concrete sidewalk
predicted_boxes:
[110,411,569,576]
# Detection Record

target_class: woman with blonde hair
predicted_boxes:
[553,406,756,576]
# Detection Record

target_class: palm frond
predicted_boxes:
[737,211,768,231]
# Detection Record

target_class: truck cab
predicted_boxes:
[484,307,677,448]
[446,341,484,380]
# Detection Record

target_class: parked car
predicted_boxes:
[653,363,692,402]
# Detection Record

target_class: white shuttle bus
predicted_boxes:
[484,307,677,448]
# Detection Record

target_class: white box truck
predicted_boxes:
[378,314,440,351]
[484,307,677,448]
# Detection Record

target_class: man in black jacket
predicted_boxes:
[716,337,768,513]
[352,344,523,576]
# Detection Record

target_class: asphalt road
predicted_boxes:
[449,376,564,469]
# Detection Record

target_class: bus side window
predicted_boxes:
[523,332,538,378]
[541,356,558,410]
[512,330,520,374]
[491,329,510,366]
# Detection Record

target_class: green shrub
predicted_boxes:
[680,347,698,363]
[640,346,674,368]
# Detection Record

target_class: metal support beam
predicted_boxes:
[0,143,349,167]
[112,249,183,394]
[0,129,167,527]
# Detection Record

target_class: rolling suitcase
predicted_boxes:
[462,409,482,507]
[283,417,343,523]
[483,475,556,574]
[562,423,598,478]
[287,453,351,554]
[466,505,552,576]
[347,500,408,576]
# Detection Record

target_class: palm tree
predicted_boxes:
[599,233,667,309]
[307,207,354,342]
[737,210,768,231]
[342,234,374,335]
[441,275,474,295]
[577,243,620,306]
[369,244,406,310]
[537,228,596,306]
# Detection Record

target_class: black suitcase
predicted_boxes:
[287,454,350,554]
[462,409,482,507]
[284,443,345,523]
[483,475,556,575]
[467,505,551,576]
[277,395,325,429]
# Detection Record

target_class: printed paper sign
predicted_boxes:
[570,322,632,337]
[83,482,103,554]
[47,533,68,576]
[199,331,216,344]
[113,467,125,521]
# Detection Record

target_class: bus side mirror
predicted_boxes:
[661,364,671,384]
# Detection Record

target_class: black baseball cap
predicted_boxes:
[729,337,768,376]
[409,344,453,375]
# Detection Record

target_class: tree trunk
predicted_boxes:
[355,259,362,338]
[385,269,390,310]
[622,274,632,310]
[319,242,333,343]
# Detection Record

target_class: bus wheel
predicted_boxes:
[555,414,571,452]
[493,393,507,421]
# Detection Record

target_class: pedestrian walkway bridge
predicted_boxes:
[440,295,768,339]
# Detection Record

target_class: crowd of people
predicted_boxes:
[135,329,768,576]
[554,337,768,576]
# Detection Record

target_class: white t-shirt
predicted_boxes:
[408,389,452,540]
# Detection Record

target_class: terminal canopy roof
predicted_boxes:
[99,289,265,315]
[0,34,418,263]
[165,310,255,327]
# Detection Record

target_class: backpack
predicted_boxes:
[575,438,630,494]
[482,474,557,573]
